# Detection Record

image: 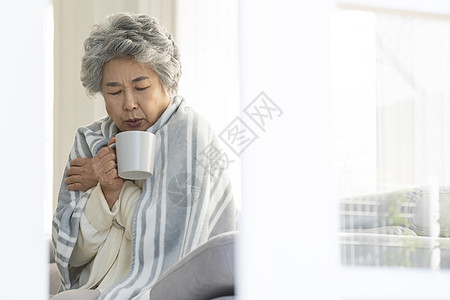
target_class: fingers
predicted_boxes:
[101,168,120,185]
[66,166,84,177]
[66,144,118,192]
[65,174,82,185]
[95,147,116,162]
[92,151,117,172]
[65,174,97,192]
[91,154,118,186]
[98,161,119,181]
[65,175,89,192]
[70,157,89,167]
[107,137,116,147]
[67,182,87,192]
[104,160,117,173]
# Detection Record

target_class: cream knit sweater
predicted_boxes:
[70,181,141,292]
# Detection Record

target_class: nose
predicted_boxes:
[123,90,138,111]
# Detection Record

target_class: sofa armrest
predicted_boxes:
[150,231,236,300]
[48,237,55,263]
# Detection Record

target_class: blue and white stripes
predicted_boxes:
[52,96,236,299]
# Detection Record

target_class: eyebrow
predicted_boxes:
[132,76,150,83]
[105,76,150,87]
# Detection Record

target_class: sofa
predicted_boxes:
[339,186,450,269]
[49,231,236,299]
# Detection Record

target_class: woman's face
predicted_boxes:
[101,56,171,132]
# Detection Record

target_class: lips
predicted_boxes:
[125,118,143,128]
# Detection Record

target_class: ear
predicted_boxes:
[163,86,172,97]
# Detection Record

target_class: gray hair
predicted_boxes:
[81,13,181,96]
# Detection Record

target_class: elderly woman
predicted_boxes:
[52,13,235,300]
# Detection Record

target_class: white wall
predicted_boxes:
[0,0,48,299]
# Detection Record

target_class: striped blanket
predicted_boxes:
[52,96,236,299]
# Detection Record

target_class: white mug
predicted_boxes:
[112,131,156,180]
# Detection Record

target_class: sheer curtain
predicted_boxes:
[175,0,241,206]
[376,14,450,190]
[332,11,450,196]
[333,7,450,299]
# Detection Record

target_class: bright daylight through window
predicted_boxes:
[333,9,450,271]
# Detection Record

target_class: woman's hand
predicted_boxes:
[66,158,98,192]
[93,138,124,209]
[66,138,123,209]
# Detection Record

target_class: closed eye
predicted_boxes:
[136,86,150,91]
[108,90,122,95]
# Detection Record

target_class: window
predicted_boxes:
[333,1,450,298]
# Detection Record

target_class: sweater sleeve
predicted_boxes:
[118,181,142,240]
[69,181,142,267]
[70,184,119,267]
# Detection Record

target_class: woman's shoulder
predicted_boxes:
[71,116,116,154]
[170,97,213,130]
[76,116,117,139]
